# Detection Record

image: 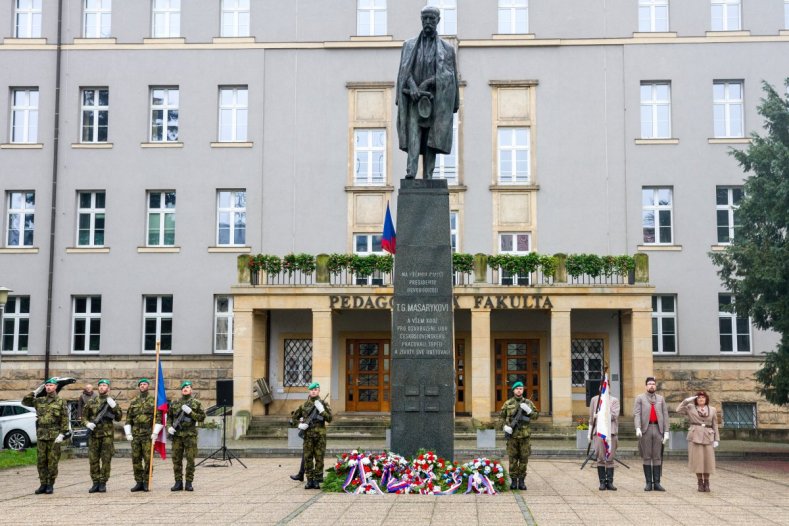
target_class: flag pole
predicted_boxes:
[147,340,161,488]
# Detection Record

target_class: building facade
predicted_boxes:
[1,0,787,430]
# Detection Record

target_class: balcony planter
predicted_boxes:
[576,429,589,450]
[668,430,688,451]
[197,427,222,449]
[476,429,496,449]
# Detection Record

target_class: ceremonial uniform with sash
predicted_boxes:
[125,378,155,491]
[82,378,122,492]
[22,378,69,494]
[633,376,669,491]
[167,380,205,491]
[499,381,538,490]
[292,382,332,489]
[588,394,620,490]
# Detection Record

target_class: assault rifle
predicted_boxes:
[86,392,120,438]
[169,402,194,434]
[503,403,530,442]
[298,393,329,439]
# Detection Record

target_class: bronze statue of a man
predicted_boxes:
[396,6,459,179]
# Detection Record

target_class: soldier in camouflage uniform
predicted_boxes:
[82,378,122,493]
[124,378,155,492]
[167,380,205,491]
[22,378,70,495]
[499,380,538,490]
[292,382,332,489]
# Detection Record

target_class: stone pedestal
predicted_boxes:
[391,178,455,461]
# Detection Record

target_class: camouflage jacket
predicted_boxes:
[168,396,205,437]
[499,396,539,439]
[125,393,156,436]
[293,396,333,436]
[82,394,123,438]
[21,392,69,440]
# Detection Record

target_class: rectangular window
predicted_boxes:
[450,211,459,253]
[214,296,234,353]
[716,186,743,244]
[434,115,458,184]
[499,232,530,285]
[353,233,384,285]
[146,191,176,246]
[354,129,386,186]
[427,0,457,35]
[713,80,744,138]
[642,187,673,244]
[711,0,741,31]
[570,339,603,387]
[651,295,676,353]
[6,191,35,247]
[77,191,106,246]
[638,0,669,32]
[218,86,248,142]
[217,190,246,246]
[143,295,173,352]
[284,339,313,387]
[150,87,179,142]
[719,293,751,353]
[152,0,180,38]
[1,296,30,353]
[11,88,39,143]
[15,0,42,38]
[722,402,756,428]
[498,127,530,184]
[640,82,671,139]
[80,87,109,143]
[83,0,111,38]
[72,296,101,352]
[498,0,528,34]
[221,0,250,37]
[357,0,386,36]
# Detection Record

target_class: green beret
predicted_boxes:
[97,379,110,386]
[138,378,150,385]
[511,381,524,389]
[180,380,192,388]
[308,382,320,390]
[44,377,58,385]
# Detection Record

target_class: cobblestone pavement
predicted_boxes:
[1,457,787,525]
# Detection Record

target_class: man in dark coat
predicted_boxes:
[396,5,459,179]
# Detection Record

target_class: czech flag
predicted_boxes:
[154,360,168,459]
[595,374,612,460]
[382,202,396,255]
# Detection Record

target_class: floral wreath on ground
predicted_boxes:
[323,449,508,495]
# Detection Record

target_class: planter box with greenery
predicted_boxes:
[668,421,689,450]
[472,419,497,449]
[197,421,222,449]
[576,419,590,449]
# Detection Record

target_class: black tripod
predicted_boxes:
[197,406,247,468]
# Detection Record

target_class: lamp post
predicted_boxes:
[0,287,11,377]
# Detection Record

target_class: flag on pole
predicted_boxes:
[153,360,168,459]
[595,374,612,460]
[382,202,396,255]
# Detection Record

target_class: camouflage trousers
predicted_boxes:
[88,435,115,483]
[36,439,62,485]
[172,434,197,482]
[507,437,531,478]
[131,435,153,483]
[303,431,326,480]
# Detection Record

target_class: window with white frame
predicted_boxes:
[77,191,105,247]
[640,82,671,139]
[498,0,528,34]
[450,211,459,253]
[434,114,458,183]
[638,0,669,32]
[651,295,676,353]
[150,87,179,142]
[716,186,743,244]
[146,191,175,247]
[354,233,385,285]
[214,296,234,353]
[143,295,172,352]
[357,0,386,36]
[713,80,744,138]
[427,0,457,35]
[216,190,246,246]
[6,191,35,247]
[1,296,30,353]
[152,0,180,38]
[11,88,39,143]
[571,339,604,387]
[642,187,673,244]
[80,87,109,143]
[218,86,248,142]
[354,129,386,186]
[719,293,750,353]
[72,296,101,352]
[83,0,112,38]
[711,0,741,31]
[221,0,250,37]
[284,339,313,386]
[14,0,42,38]
[499,232,530,285]
[498,127,530,184]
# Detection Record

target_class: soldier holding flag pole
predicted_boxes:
[588,373,621,490]
[147,341,168,490]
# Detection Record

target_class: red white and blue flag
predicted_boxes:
[154,360,168,459]
[595,374,612,461]
[382,202,396,255]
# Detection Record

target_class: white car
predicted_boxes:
[0,401,37,450]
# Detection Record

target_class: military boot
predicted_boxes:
[652,465,665,491]
[98,482,107,493]
[290,472,304,482]
[185,482,193,491]
[45,484,54,494]
[89,482,100,493]
[142,482,149,492]
[130,482,144,492]
[643,465,653,491]
[605,468,617,491]
[312,480,321,490]
[171,481,184,491]
[597,466,607,490]
[304,479,314,490]
[509,477,518,490]
[518,477,527,490]
[35,484,47,495]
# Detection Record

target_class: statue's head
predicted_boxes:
[421,6,440,36]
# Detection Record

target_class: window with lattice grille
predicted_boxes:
[571,339,603,387]
[284,339,313,387]
[722,402,756,429]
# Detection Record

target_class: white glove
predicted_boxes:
[503,425,513,435]
[168,426,176,435]
[587,430,592,441]
[519,402,532,414]
[54,434,64,444]
[181,405,192,415]
[106,397,116,409]
[297,423,309,431]
[663,432,670,444]
[314,401,325,413]
[684,396,698,403]
[636,428,642,438]
[713,441,719,448]
[153,423,163,435]
[151,432,158,440]
[124,424,133,441]
[86,422,96,431]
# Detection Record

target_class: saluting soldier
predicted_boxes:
[499,380,539,490]
[633,376,670,491]
[125,378,155,492]
[167,380,205,491]
[292,382,332,489]
[83,378,122,493]
[588,392,621,491]
[22,378,69,495]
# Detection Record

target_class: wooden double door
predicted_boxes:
[346,339,391,412]
[494,339,541,412]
